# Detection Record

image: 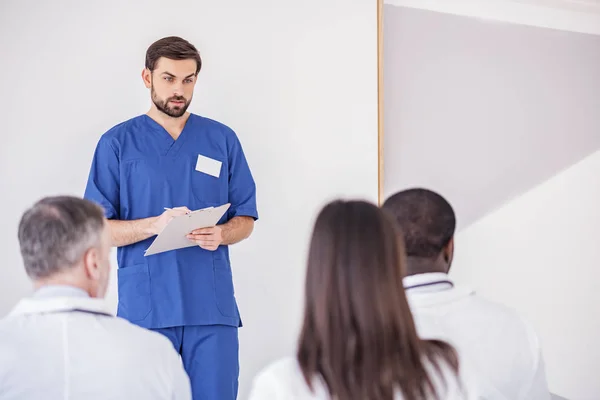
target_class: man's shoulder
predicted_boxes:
[98,115,146,145]
[411,286,537,338]
[192,113,231,130]
[108,316,173,348]
[467,293,528,321]
[0,314,176,356]
[449,291,541,348]
[191,114,239,140]
[102,317,184,368]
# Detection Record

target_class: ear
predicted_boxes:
[142,68,152,89]
[82,247,101,281]
[442,237,452,259]
[443,237,455,269]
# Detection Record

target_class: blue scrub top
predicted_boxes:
[84,114,258,329]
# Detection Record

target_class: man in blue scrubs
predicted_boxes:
[83,36,258,400]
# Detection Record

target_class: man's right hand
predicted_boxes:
[107,206,192,248]
[150,207,191,235]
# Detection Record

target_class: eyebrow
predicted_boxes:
[161,71,196,79]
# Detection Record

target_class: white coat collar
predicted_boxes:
[403,273,476,308]
[33,285,89,299]
[403,272,454,293]
[8,285,112,317]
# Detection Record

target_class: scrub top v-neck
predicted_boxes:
[83,113,258,329]
[142,114,193,158]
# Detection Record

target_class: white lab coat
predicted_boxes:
[0,286,191,400]
[404,273,551,400]
[247,356,483,399]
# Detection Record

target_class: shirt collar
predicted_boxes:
[403,272,454,293]
[8,285,111,318]
[33,285,90,299]
[403,273,476,307]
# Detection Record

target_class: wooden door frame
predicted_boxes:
[377,0,384,205]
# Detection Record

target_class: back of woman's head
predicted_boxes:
[297,200,458,400]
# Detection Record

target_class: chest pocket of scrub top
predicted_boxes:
[190,154,225,205]
[123,158,206,217]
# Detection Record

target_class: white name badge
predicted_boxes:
[195,154,222,178]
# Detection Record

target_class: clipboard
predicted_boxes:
[144,203,231,256]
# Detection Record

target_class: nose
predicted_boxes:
[171,82,184,96]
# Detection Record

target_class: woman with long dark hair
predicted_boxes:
[248,200,481,400]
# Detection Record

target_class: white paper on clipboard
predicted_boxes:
[144,203,230,256]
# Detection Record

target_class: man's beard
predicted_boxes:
[151,86,191,118]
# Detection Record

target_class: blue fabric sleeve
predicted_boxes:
[226,130,258,221]
[83,137,120,219]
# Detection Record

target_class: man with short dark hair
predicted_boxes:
[383,188,551,400]
[84,36,258,399]
[0,196,191,400]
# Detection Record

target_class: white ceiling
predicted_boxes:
[510,0,600,12]
[383,4,600,231]
[385,0,600,35]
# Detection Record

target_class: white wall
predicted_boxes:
[383,3,600,399]
[0,0,378,398]
[451,150,600,400]
[383,4,600,231]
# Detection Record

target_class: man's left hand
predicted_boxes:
[187,226,223,251]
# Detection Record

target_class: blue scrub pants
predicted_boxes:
[153,325,239,400]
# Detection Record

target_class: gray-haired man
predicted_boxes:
[0,196,191,400]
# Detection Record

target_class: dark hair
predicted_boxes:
[18,196,105,280]
[382,188,456,259]
[145,36,202,75]
[297,200,459,400]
